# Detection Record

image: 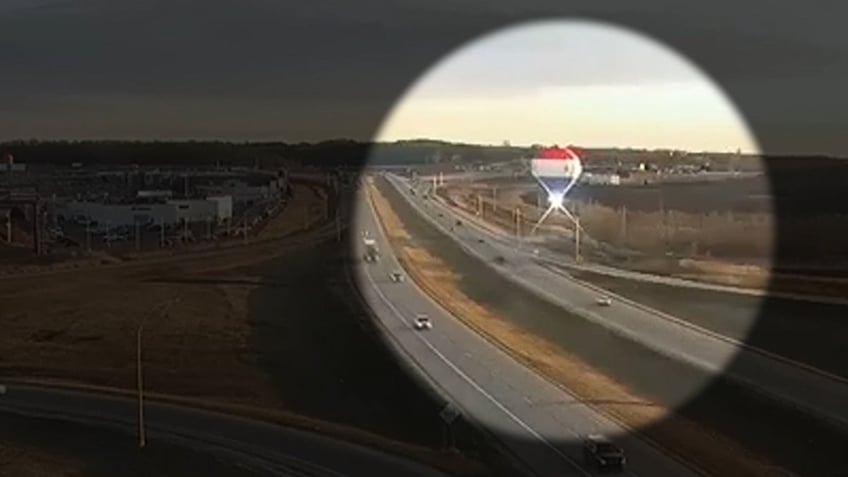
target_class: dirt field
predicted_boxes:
[371,175,848,477]
[0,184,326,398]
[0,182,493,477]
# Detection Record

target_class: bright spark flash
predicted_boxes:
[530,186,582,236]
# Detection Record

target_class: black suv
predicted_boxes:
[582,434,626,472]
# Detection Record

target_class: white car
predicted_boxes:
[596,296,613,307]
[390,271,405,282]
[413,314,432,330]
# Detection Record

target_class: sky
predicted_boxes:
[0,1,846,156]
[377,21,759,153]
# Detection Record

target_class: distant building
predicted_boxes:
[582,173,621,186]
[55,195,233,227]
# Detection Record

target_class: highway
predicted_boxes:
[385,173,848,430]
[0,384,451,477]
[352,178,702,477]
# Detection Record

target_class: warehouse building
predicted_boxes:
[55,195,233,227]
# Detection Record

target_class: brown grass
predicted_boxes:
[368,178,790,477]
[0,184,488,477]
[0,184,333,398]
[443,185,848,297]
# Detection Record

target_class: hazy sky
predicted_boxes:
[378,21,758,153]
[0,1,846,155]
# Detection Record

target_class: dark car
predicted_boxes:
[582,434,626,472]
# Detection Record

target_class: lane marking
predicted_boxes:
[383,177,707,477]
[423,174,848,387]
[396,175,848,427]
[360,187,594,477]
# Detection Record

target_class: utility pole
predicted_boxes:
[620,205,628,245]
[160,218,165,248]
[575,216,581,263]
[137,298,179,450]
[135,220,141,252]
[515,207,522,240]
[207,216,212,240]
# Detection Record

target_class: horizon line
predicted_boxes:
[0,137,837,158]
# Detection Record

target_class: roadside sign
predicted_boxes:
[440,402,461,424]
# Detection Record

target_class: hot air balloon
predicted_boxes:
[529,145,584,234]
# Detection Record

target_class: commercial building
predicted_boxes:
[55,195,233,227]
[582,173,621,186]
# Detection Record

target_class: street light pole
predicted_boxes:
[575,216,581,263]
[136,298,179,449]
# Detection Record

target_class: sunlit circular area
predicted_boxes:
[354,18,773,452]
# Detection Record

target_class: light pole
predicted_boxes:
[136,298,179,449]
[575,216,581,263]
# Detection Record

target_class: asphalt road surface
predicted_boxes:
[352,181,701,477]
[561,267,848,380]
[0,384,452,477]
[387,173,848,431]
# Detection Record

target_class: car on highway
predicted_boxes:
[582,434,626,472]
[413,313,432,330]
[596,296,613,307]
[390,271,405,282]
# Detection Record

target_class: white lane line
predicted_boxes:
[374,181,650,477]
[397,178,848,427]
[359,193,592,477]
[364,267,590,476]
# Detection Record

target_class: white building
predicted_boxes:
[168,196,232,223]
[582,173,621,186]
[56,195,234,227]
[206,195,233,222]
[56,202,178,227]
